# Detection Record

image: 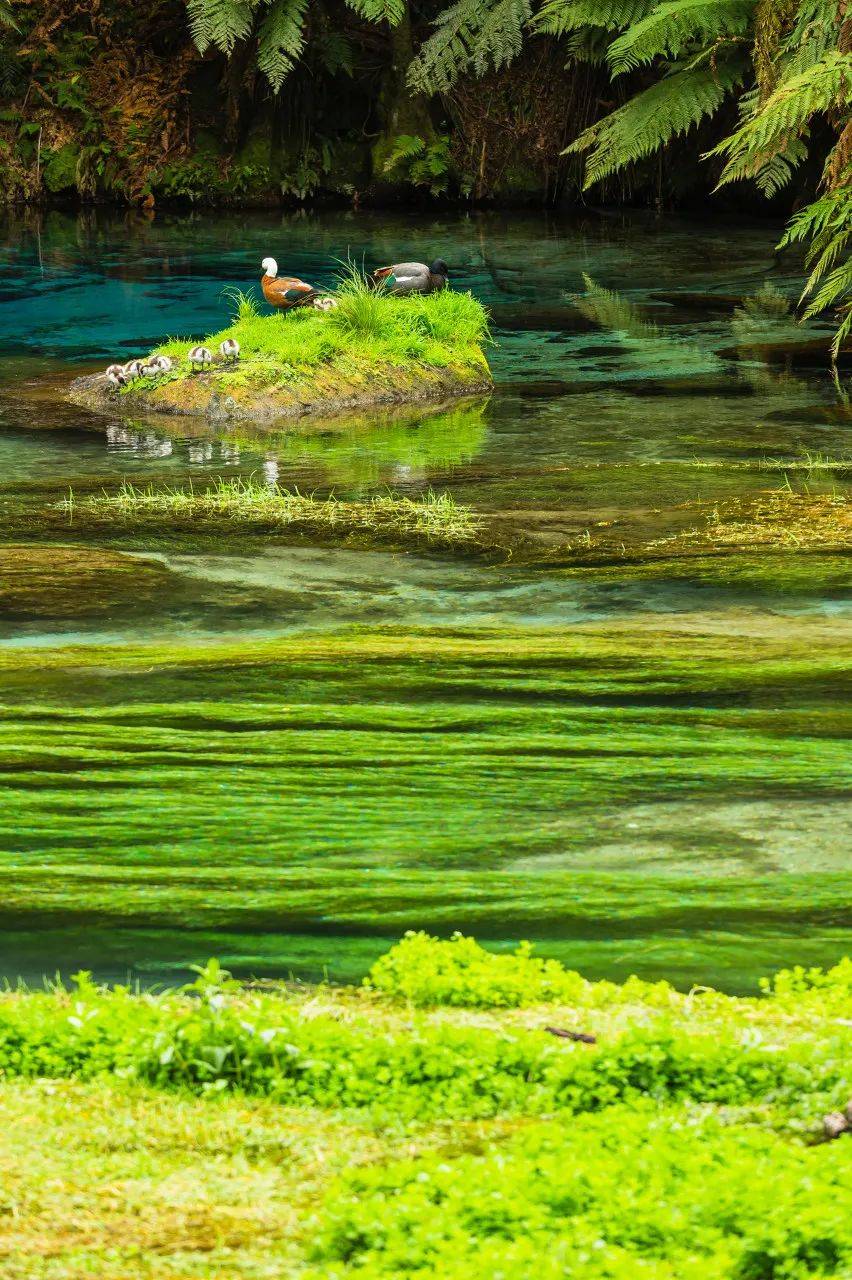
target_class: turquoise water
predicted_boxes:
[0,208,849,990]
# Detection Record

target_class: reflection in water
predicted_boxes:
[0,207,849,991]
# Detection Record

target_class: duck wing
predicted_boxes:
[262,276,318,307]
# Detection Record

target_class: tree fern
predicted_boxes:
[566,58,747,185]
[256,0,309,91]
[606,0,756,75]
[407,0,531,95]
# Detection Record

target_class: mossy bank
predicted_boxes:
[69,284,493,424]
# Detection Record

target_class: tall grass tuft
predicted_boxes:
[59,479,482,544]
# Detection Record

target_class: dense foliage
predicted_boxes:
[1,936,850,1277]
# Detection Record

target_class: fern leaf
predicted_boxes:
[567,58,747,186]
[607,0,755,75]
[533,0,656,37]
[383,134,427,172]
[187,0,257,55]
[407,0,531,95]
[256,0,308,91]
[712,52,852,185]
[753,133,809,195]
[344,0,406,24]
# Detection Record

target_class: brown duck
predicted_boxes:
[260,257,319,310]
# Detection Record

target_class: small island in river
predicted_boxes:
[70,280,493,423]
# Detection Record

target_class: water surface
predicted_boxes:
[0,208,849,990]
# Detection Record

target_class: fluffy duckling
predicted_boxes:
[106,363,126,380]
[313,296,338,311]
[372,259,449,295]
[260,258,319,310]
[148,354,172,373]
[105,370,125,392]
[122,359,144,380]
[219,338,240,363]
[188,345,213,371]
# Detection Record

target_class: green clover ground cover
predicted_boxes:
[0,935,849,1278]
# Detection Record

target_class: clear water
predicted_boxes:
[0,208,849,991]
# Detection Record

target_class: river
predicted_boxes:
[0,207,849,991]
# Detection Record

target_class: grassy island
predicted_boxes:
[69,281,493,423]
[0,933,849,1279]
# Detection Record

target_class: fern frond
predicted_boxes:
[803,257,852,317]
[407,0,531,94]
[186,0,256,55]
[607,0,755,75]
[383,134,427,171]
[712,52,852,185]
[567,58,747,186]
[533,0,656,37]
[256,0,308,91]
[753,133,809,195]
[344,0,406,24]
[780,185,852,356]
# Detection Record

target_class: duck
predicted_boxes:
[188,345,213,371]
[372,259,449,295]
[260,258,319,310]
[219,338,240,363]
[122,359,144,380]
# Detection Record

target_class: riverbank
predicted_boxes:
[1,933,849,1279]
[69,283,492,423]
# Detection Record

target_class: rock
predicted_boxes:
[822,1111,849,1140]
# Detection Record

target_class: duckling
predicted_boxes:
[219,338,240,363]
[105,370,125,393]
[188,345,213,371]
[140,362,161,378]
[122,359,144,380]
[106,363,127,380]
[148,354,173,373]
[313,296,339,311]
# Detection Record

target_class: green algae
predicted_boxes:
[0,622,848,991]
[0,544,172,619]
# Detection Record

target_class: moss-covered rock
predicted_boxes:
[70,283,493,423]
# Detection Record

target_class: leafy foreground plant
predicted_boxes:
[0,936,849,1279]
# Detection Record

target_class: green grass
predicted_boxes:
[147,272,491,394]
[0,937,849,1278]
[59,478,481,544]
